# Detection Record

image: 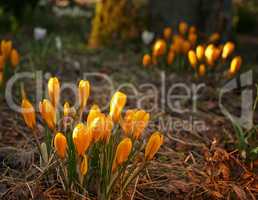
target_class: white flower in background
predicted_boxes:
[142,30,154,45]
[34,27,47,41]
[55,36,62,51]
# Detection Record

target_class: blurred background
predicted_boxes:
[0,0,257,61]
[0,1,257,44]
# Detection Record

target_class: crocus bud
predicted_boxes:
[152,39,167,57]
[112,138,132,172]
[209,32,220,43]
[86,104,101,127]
[188,50,198,69]
[80,155,88,176]
[0,55,4,71]
[89,114,105,143]
[145,132,163,160]
[179,21,188,35]
[39,99,56,130]
[132,110,150,139]
[21,98,36,129]
[188,33,197,46]
[109,91,127,123]
[172,35,184,53]
[222,42,235,59]
[228,56,242,77]
[167,50,175,65]
[213,47,221,61]
[122,109,149,139]
[205,44,215,66]
[121,109,136,136]
[142,54,151,67]
[196,45,205,61]
[48,77,60,108]
[0,72,3,86]
[54,132,67,159]
[102,115,113,143]
[182,40,191,54]
[198,64,206,77]
[10,49,20,68]
[189,26,197,34]
[163,27,172,40]
[1,40,12,59]
[63,102,70,117]
[73,123,92,156]
[78,80,90,109]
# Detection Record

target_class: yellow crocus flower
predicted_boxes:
[142,54,151,67]
[121,109,136,136]
[188,33,197,46]
[145,132,163,160]
[48,77,60,108]
[78,80,90,110]
[122,109,149,139]
[89,114,105,143]
[167,50,175,65]
[189,26,197,34]
[209,32,220,43]
[10,49,20,68]
[21,98,36,129]
[86,104,101,127]
[0,55,4,71]
[109,91,127,123]
[152,39,167,57]
[163,27,172,40]
[228,56,242,77]
[102,115,113,143]
[63,102,70,117]
[39,99,56,130]
[73,123,92,156]
[54,132,67,159]
[1,40,12,59]
[222,41,235,59]
[132,110,150,139]
[188,50,198,69]
[196,45,205,61]
[0,72,3,86]
[112,138,132,172]
[182,40,191,54]
[205,44,215,66]
[179,21,188,35]
[198,64,206,77]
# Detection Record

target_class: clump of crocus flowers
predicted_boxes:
[187,41,242,78]
[142,21,242,79]
[0,39,20,92]
[142,21,198,70]
[21,77,163,199]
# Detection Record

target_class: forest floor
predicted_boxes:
[0,13,258,200]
